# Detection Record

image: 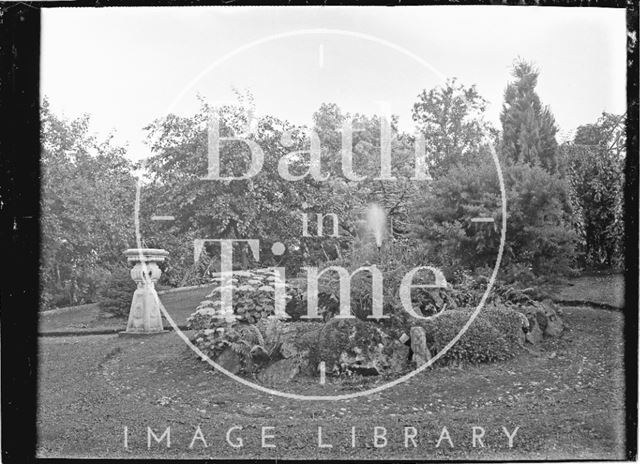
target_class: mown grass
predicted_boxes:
[39,284,217,333]
[546,273,624,308]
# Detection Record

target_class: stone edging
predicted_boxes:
[157,283,215,295]
[39,325,190,338]
[40,283,215,316]
[551,299,622,311]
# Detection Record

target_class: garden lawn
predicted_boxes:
[39,284,217,334]
[546,273,624,309]
[37,305,627,460]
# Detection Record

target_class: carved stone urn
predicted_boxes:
[122,248,169,334]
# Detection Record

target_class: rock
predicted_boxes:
[214,348,242,375]
[258,357,302,384]
[410,326,431,367]
[415,288,455,316]
[239,404,270,417]
[519,299,564,343]
[385,340,411,374]
[279,324,322,359]
[520,301,564,339]
[532,306,548,332]
[428,290,444,309]
[517,327,526,346]
[516,312,529,346]
[545,316,563,337]
[316,319,409,376]
[541,302,564,337]
[525,318,543,345]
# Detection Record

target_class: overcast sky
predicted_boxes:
[41,6,627,161]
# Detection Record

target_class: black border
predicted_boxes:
[623,0,639,460]
[0,1,637,463]
[0,4,41,464]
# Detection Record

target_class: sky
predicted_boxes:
[41,6,627,161]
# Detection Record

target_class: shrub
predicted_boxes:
[410,157,578,278]
[191,317,289,374]
[560,137,624,269]
[187,268,300,330]
[302,239,450,321]
[480,306,527,348]
[417,308,524,366]
[96,266,136,317]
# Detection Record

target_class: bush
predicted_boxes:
[417,307,524,366]
[191,317,297,374]
[187,268,300,330]
[480,306,527,348]
[302,239,450,321]
[410,157,578,278]
[96,266,136,317]
[560,140,624,269]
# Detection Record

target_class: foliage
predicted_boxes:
[40,99,136,309]
[306,103,427,251]
[442,268,550,314]
[298,238,452,321]
[418,307,523,365]
[191,318,286,373]
[410,154,577,277]
[412,78,494,177]
[141,99,325,276]
[186,268,298,329]
[480,306,529,348]
[503,162,577,275]
[141,99,429,281]
[559,112,625,269]
[96,266,136,317]
[500,60,559,173]
[297,229,553,324]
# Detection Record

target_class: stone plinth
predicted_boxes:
[122,248,169,335]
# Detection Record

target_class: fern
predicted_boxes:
[228,340,252,358]
[239,325,264,347]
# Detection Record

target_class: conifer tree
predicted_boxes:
[500,60,559,172]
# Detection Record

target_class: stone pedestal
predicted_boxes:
[122,248,169,335]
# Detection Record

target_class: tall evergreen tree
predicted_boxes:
[500,60,559,172]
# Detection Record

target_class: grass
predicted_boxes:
[546,273,624,309]
[39,274,625,335]
[39,284,217,334]
[37,303,627,459]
